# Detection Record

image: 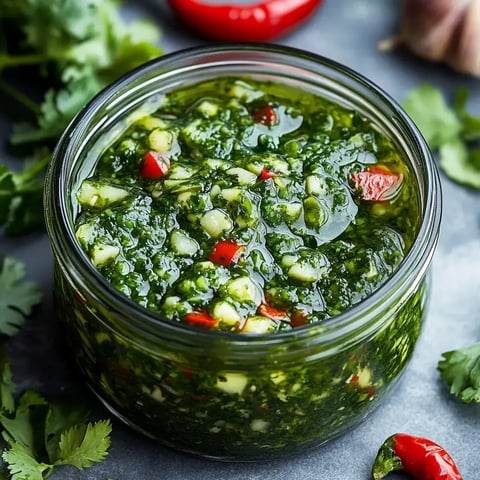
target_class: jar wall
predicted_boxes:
[54,261,428,460]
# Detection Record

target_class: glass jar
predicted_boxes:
[44,44,441,461]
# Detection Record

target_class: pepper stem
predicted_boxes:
[371,434,403,480]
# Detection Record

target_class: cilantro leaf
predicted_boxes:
[438,140,480,189]
[44,400,89,463]
[454,87,480,142]
[402,83,462,149]
[0,256,42,336]
[2,442,51,480]
[55,420,112,468]
[438,343,480,403]
[403,84,480,189]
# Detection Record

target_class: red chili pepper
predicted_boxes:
[258,302,288,321]
[351,165,403,202]
[372,433,463,480]
[167,0,323,42]
[140,151,170,179]
[259,168,277,181]
[208,240,244,266]
[252,105,278,126]
[184,310,218,329]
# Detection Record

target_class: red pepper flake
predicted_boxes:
[258,168,277,181]
[257,302,288,321]
[140,151,170,179]
[251,105,278,126]
[351,165,403,202]
[208,240,244,266]
[184,311,218,329]
[290,310,308,327]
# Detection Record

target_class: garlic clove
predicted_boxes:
[381,0,480,77]
[447,0,480,76]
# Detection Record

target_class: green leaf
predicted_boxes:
[438,343,480,403]
[44,400,89,463]
[0,256,42,336]
[2,441,51,480]
[0,390,49,457]
[402,84,462,149]
[438,139,480,189]
[55,420,112,469]
[454,87,480,142]
[0,348,15,414]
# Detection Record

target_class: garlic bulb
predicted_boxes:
[380,0,480,77]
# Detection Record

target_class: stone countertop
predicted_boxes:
[2,0,480,478]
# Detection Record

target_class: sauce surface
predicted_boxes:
[74,77,419,333]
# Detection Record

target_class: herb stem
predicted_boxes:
[0,53,50,69]
[0,79,40,114]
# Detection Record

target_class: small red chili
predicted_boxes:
[167,0,323,42]
[257,302,288,321]
[259,168,277,181]
[208,240,244,266]
[351,165,403,202]
[140,151,170,179]
[372,433,463,480]
[252,105,278,126]
[184,311,218,329]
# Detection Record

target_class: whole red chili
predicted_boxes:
[372,433,463,480]
[167,0,323,42]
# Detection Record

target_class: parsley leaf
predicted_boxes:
[438,343,480,403]
[402,84,480,189]
[0,256,42,336]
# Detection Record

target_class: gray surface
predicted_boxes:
[2,0,480,478]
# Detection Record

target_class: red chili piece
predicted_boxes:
[140,151,170,179]
[259,168,277,181]
[258,302,288,321]
[208,240,244,266]
[185,311,218,329]
[351,165,403,202]
[167,0,323,42]
[252,105,278,126]
[372,433,463,480]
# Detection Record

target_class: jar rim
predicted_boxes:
[44,43,442,348]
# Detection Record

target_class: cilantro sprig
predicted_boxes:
[0,256,42,337]
[0,0,163,236]
[0,350,112,479]
[402,83,480,189]
[438,344,480,404]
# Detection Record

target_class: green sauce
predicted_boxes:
[74,77,419,332]
[60,77,426,459]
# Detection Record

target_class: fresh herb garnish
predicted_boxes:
[403,83,480,188]
[438,343,480,403]
[0,349,112,479]
[0,255,42,337]
[0,0,163,235]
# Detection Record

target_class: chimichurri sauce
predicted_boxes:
[74,78,419,333]
[63,76,427,460]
